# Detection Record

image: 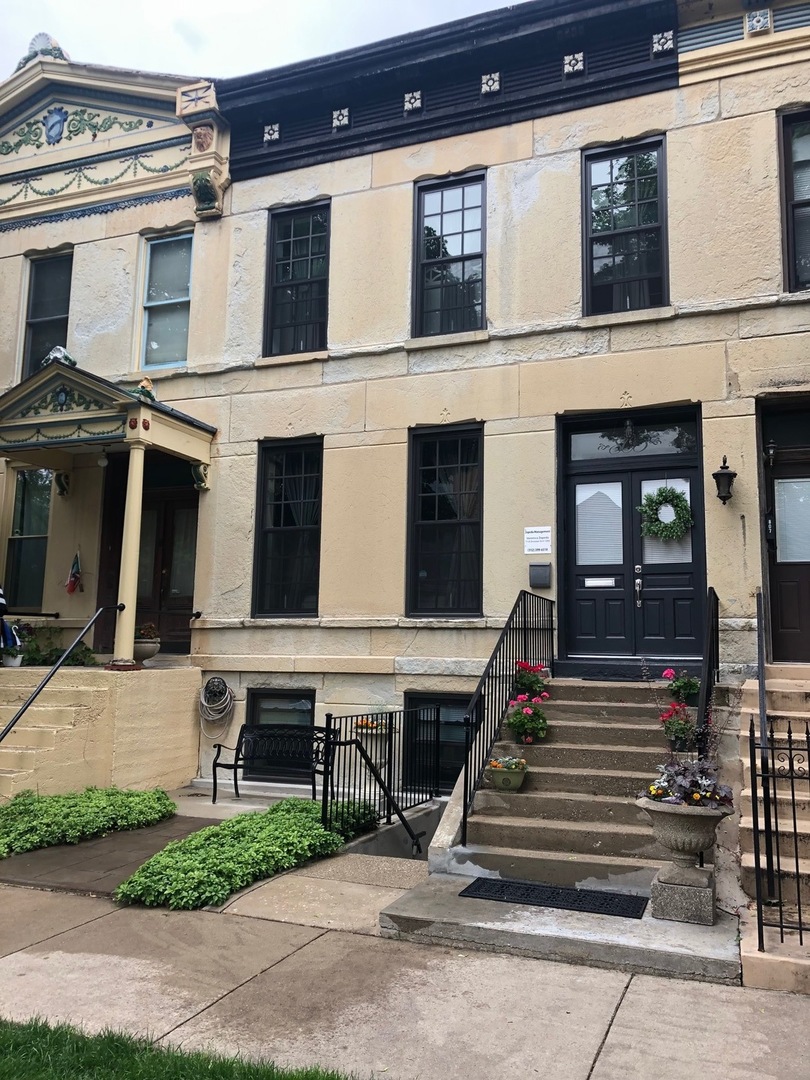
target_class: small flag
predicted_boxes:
[65,551,82,594]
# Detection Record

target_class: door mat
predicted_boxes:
[459,876,649,919]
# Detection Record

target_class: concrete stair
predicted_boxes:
[459,680,674,895]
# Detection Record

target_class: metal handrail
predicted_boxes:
[461,590,555,846]
[695,586,719,756]
[755,588,776,903]
[0,604,124,747]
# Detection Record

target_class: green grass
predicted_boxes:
[0,788,176,859]
[0,1018,355,1080]
[115,797,377,910]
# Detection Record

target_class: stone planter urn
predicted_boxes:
[485,767,527,791]
[133,639,160,663]
[2,654,23,667]
[637,796,731,886]
[357,729,389,772]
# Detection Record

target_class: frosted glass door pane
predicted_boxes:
[576,482,622,565]
[775,479,810,562]
[169,508,197,597]
[641,477,692,564]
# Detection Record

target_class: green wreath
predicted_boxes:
[637,486,693,541]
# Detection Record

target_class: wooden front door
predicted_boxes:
[137,493,198,653]
[768,463,810,662]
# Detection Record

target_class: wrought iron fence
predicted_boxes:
[460,590,555,846]
[321,707,442,853]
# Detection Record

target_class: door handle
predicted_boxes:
[635,578,642,608]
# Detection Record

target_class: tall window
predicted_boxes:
[408,426,483,615]
[6,469,52,610]
[23,253,73,378]
[415,175,484,337]
[253,439,323,616]
[584,141,667,315]
[784,114,810,291]
[142,234,192,367]
[265,204,330,356]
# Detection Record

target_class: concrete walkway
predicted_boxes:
[2,874,809,1080]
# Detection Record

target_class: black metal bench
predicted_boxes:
[211,723,329,803]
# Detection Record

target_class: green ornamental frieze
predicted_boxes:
[0,107,145,157]
[17,384,110,418]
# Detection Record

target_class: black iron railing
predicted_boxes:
[321,707,443,853]
[748,588,808,950]
[695,586,719,757]
[0,604,124,748]
[460,590,555,846]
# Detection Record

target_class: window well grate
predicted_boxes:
[459,876,649,919]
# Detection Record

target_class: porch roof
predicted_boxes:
[0,358,216,467]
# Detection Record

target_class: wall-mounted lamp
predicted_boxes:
[764,440,777,468]
[97,449,109,468]
[712,456,737,504]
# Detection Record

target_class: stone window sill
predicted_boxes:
[577,306,675,330]
[255,351,328,368]
[404,330,490,351]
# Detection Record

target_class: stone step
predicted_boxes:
[739,711,810,736]
[1,725,61,750]
[542,701,661,723]
[0,768,20,798]
[466,814,667,861]
[739,816,810,861]
[741,852,810,902]
[0,705,78,728]
[0,746,39,771]
[739,907,810,995]
[491,740,664,772]
[473,788,646,826]
[542,718,663,748]
[546,680,667,705]
[502,766,653,797]
[739,787,810,818]
[455,843,662,893]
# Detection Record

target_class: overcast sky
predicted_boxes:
[2,0,514,83]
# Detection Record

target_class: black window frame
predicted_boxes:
[782,111,810,293]
[403,692,470,796]
[244,688,317,782]
[412,172,486,339]
[252,437,324,618]
[406,423,484,617]
[263,201,331,357]
[23,251,73,379]
[582,138,669,317]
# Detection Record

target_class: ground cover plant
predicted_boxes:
[116,797,377,910]
[0,1018,354,1080]
[0,787,176,859]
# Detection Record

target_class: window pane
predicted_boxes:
[775,479,810,562]
[418,181,485,337]
[146,237,192,303]
[571,421,697,461]
[29,255,72,319]
[144,302,190,366]
[576,482,622,565]
[12,469,51,536]
[25,318,68,377]
[793,205,810,288]
[7,469,51,610]
[268,208,330,356]
[641,478,692,565]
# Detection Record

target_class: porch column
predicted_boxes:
[113,442,146,663]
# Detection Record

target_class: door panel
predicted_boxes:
[769,468,810,661]
[136,493,198,652]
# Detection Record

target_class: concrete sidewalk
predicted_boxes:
[1,880,808,1080]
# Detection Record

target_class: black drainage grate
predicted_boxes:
[459,876,648,919]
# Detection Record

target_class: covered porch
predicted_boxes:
[0,357,215,665]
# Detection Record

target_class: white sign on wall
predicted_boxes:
[524,526,552,555]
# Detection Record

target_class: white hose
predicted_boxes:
[199,677,235,740]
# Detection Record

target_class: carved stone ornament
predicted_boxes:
[481,73,500,94]
[191,168,225,219]
[191,462,209,491]
[54,472,71,497]
[332,107,350,129]
[192,125,214,153]
[563,52,585,76]
[404,91,422,112]
[652,30,675,55]
[178,81,217,116]
[263,123,280,143]
[746,9,772,36]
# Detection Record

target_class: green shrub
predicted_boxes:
[329,799,379,840]
[0,787,176,859]
[115,797,345,910]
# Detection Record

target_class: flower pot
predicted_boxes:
[133,639,160,662]
[667,737,693,753]
[637,796,731,886]
[2,654,22,667]
[485,768,527,791]
[682,692,699,708]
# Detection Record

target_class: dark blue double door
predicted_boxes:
[565,465,705,661]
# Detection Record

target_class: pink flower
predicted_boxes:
[509,700,517,707]
[516,694,529,702]
[540,692,550,700]
[662,668,676,680]
[522,707,533,715]
[532,697,543,703]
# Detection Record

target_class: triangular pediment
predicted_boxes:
[0,360,137,425]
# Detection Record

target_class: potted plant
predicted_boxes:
[133,622,161,662]
[1,622,26,667]
[485,755,528,790]
[659,701,696,752]
[354,713,391,769]
[662,666,700,707]
[515,660,549,697]
[505,694,549,744]
[637,758,733,884]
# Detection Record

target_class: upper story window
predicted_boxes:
[407,425,483,616]
[783,114,810,291]
[265,204,330,356]
[23,253,73,379]
[415,175,485,338]
[253,438,323,616]
[142,234,192,368]
[584,141,667,316]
